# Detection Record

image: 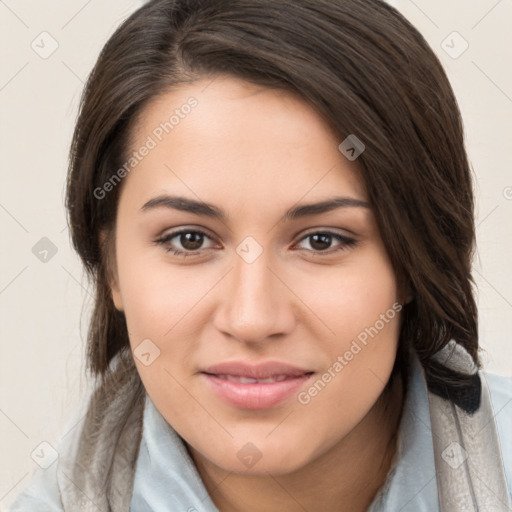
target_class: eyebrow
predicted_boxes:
[141,194,370,222]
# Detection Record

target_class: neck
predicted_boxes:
[190,375,405,512]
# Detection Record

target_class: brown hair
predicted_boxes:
[66,0,478,403]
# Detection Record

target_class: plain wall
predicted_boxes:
[1,0,511,508]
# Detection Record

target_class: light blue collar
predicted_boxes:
[368,355,439,511]
[130,395,219,511]
[131,356,440,512]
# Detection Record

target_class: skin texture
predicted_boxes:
[109,75,405,512]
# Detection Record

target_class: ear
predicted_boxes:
[100,230,124,312]
[398,277,414,307]
[110,277,124,312]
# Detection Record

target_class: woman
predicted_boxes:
[8,0,512,511]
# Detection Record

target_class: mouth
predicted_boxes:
[204,374,311,384]
[200,361,315,409]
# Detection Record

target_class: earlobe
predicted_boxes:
[107,262,124,312]
[404,290,415,306]
[99,229,124,311]
[110,282,124,311]
[399,281,415,306]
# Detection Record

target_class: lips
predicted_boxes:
[214,374,291,384]
[200,361,315,409]
[201,361,313,380]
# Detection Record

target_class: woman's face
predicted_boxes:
[110,75,403,475]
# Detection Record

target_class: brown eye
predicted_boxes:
[296,231,357,254]
[179,231,204,251]
[309,233,333,251]
[156,229,216,256]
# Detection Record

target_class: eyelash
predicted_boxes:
[154,228,357,258]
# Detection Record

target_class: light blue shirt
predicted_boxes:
[7,357,512,511]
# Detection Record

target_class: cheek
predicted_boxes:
[114,244,206,411]
[115,235,210,339]
[306,252,399,342]
[299,249,400,405]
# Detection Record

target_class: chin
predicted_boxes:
[203,439,316,476]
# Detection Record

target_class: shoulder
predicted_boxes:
[483,371,512,500]
[7,365,144,511]
[6,463,63,512]
[5,394,89,512]
[485,371,512,440]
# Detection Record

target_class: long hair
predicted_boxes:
[66,0,478,401]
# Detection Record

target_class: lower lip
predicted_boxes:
[202,373,314,410]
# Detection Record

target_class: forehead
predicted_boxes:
[122,75,367,215]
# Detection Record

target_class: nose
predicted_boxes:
[213,250,296,344]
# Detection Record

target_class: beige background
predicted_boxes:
[1,0,511,508]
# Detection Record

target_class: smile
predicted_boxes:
[212,374,292,384]
[199,360,315,409]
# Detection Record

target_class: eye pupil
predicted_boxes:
[181,232,203,250]
[310,233,331,251]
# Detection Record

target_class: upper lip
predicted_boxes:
[201,361,314,379]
